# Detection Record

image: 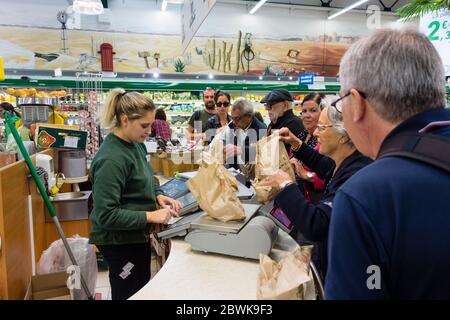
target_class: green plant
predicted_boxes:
[396,0,450,20]
[174,59,186,72]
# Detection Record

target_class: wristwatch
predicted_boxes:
[306,172,314,180]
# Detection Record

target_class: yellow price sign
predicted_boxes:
[0,56,4,81]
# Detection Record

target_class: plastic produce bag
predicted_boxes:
[252,135,295,204]
[257,246,315,300]
[37,235,98,300]
[187,150,245,222]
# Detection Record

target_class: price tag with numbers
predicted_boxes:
[64,136,79,148]
[420,9,450,76]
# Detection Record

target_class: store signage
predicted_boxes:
[420,9,450,76]
[299,73,315,85]
[181,0,217,53]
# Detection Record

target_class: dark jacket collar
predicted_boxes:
[385,108,450,138]
[379,108,450,155]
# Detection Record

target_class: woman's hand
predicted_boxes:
[259,170,294,200]
[146,208,178,224]
[157,194,182,212]
[275,127,302,149]
[290,158,308,180]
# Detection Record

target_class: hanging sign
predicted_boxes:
[181,0,217,53]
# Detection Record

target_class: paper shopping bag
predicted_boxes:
[187,151,246,222]
[252,135,295,204]
[257,246,313,300]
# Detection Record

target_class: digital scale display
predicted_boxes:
[160,178,189,199]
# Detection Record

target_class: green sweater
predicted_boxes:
[89,134,163,245]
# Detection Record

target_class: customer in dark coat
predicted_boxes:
[259,106,372,281]
[262,89,304,153]
[325,29,450,299]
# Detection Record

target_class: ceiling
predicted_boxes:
[229,0,410,11]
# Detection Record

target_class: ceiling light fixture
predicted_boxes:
[249,0,268,15]
[327,0,368,20]
[161,0,168,11]
[73,0,104,15]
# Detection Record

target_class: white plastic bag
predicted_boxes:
[37,235,98,300]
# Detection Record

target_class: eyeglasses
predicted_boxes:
[331,90,367,113]
[216,102,230,107]
[316,124,334,132]
[232,115,243,122]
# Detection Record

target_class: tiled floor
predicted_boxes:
[94,253,160,300]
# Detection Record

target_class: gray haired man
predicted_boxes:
[325,29,450,299]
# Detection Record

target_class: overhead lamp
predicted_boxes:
[153,72,159,78]
[327,0,368,20]
[161,0,168,11]
[249,0,268,15]
[208,74,214,79]
[258,76,263,80]
[73,0,104,15]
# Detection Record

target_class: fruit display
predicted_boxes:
[5,87,66,98]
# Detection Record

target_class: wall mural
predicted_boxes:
[0,25,359,76]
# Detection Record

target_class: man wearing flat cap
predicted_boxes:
[261,89,304,153]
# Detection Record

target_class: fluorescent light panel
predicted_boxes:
[161,0,168,11]
[249,0,268,15]
[328,0,368,20]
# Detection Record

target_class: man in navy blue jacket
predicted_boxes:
[325,29,450,299]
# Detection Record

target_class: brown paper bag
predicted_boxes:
[257,246,313,300]
[252,135,295,204]
[207,136,225,164]
[186,151,246,222]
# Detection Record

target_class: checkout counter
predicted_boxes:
[129,170,319,300]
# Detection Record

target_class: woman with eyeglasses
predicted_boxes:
[259,105,372,281]
[204,91,232,143]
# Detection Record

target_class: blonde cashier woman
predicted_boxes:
[89,89,181,300]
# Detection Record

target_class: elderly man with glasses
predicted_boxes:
[261,89,305,153]
[325,29,450,299]
[210,98,266,180]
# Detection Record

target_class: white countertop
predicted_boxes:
[130,230,314,300]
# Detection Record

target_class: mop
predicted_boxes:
[2,111,94,300]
